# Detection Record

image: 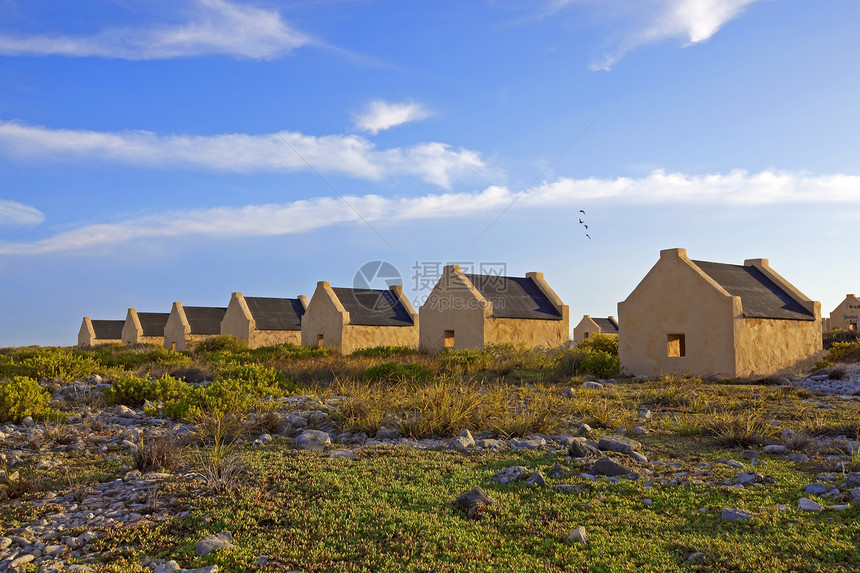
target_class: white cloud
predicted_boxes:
[1,169,856,256]
[0,199,44,226]
[0,120,488,188]
[555,0,767,71]
[0,0,309,60]
[353,100,432,135]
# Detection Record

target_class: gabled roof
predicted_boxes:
[593,317,619,332]
[245,297,304,331]
[91,320,124,340]
[692,260,815,321]
[331,288,414,327]
[137,312,169,337]
[464,274,563,321]
[183,307,227,335]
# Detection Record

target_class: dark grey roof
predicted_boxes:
[137,312,169,337]
[464,274,563,321]
[693,260,815,321]
[331,288,414,327]
[183,306,227,335]
[91,320,123,340]
[245,297,304,331]
[593,317,619,332]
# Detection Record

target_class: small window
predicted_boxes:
[171,341,176,351]
[444,330,455,348]
[584,332,590,339]
[850,323,857,332]
[667,334,686,357]
[317,334,324,347]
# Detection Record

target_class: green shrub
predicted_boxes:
[823,329,860,350]
[193,335,249,354]
[556,348,619,378]
[575,334,619,356]
[437,348,493,373]
[248,343,331,361]
[104,374,193,408]
[85,344,192,372]
[19,348,103,382]
[824,341,860,364]
[365,361,433,382]
[351,346,416,358]
[0,376,58,423]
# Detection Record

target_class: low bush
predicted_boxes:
[556,348,619,379]
[133,435,185,472]
[823,329,860,350]
[0,376,58,423]
[574,334,619,356]
[103,374,193,409]
[351,346,416,358]
[19,348,104,382]
[437,348,493,373]
[193,335,249,354]
[365,361,433,382]
[825,341,860,364]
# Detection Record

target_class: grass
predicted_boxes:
[75,447,860,572]
[3,343,860,571]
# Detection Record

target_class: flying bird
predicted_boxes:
[579,209,586,214]
[584,224,588,229]
[586,234,591,240]
[578,218,583,224]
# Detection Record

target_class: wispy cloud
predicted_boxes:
[0,0,309,60]
[0,199,44,226]
[0,120,488,188]
[552,0,765,71]
[353,100,432,135]
[2,169,856,255]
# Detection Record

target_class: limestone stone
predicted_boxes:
[490,466,529,484]
[597,435,641,454]
[566,526,588,544]
[567,437,600,458]
[296,430,331,451]
[721,508,752,521]
[591,457,633,476]
[195,531,234,556]
[798,498,823,513]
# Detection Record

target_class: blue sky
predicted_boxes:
[0,0,858,346]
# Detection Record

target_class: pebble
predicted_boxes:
[798,498,824,513]
[566,526,588,544]
[721,508,752,521]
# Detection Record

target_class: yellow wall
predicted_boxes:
[573,315,618,343]
[302,282,418,353]
[121,308,165,346]
[620,248,823,378]
[163,302,190,351]
[830,294,860,331]
[419,265,569,351]
[734,317,822,375]
[419,266,488,351]
[618,249,738,377]
[301,282,347,350]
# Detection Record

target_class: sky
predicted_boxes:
[0,0,858,346]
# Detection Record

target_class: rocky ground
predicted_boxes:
[2,372,860,572]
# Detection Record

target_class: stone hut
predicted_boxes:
[221,292,308,348]
[301,282,418,354]
[419,265,569,351]
[78,317,124,347]
[618,248,822,378]
[829,294,860,332]
[163,302,227,351]
[573,315,619,343]
[122,308,170,346]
